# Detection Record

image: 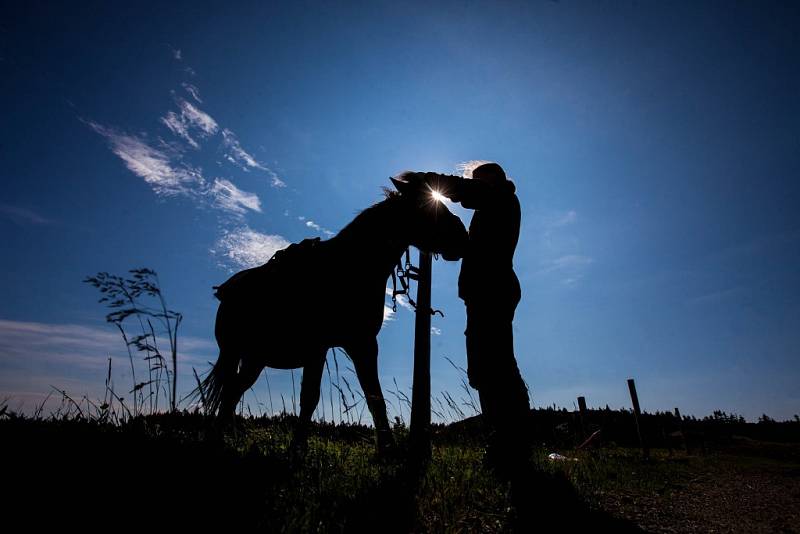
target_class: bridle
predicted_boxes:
[390,248,416,313]
[390,247,443,317]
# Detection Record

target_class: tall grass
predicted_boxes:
[84,268,182,414]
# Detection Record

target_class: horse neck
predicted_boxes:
[333,197,410,278]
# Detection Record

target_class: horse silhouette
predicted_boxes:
[201,174,468,451]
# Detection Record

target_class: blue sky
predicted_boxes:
[1,1,798,421]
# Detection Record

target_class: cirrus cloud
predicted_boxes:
[87,120,204,197]
[209,178,262,215]
[212,226,290,270]
[87,71,294,270]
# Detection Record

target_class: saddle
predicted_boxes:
[213,237,322,302]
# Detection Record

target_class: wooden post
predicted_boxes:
[675,407,690,454]
[627,378,649,459]
[577,396,588,441]
[409,250,432,464]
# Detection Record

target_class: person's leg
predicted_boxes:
[466,303,611,528]
[488,316,530,430]
[464,302,487,391]
[466,301,531,477]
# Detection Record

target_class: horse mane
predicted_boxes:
[381,187,400,199]
[334,189,402,241]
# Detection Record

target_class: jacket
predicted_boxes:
[454,179,521,304]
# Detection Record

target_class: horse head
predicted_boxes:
[390,172,468,261]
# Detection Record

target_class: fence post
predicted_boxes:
[577,396,588,441]
[409,250,432,466]
[675,407,690,454]
[627,378,649,459]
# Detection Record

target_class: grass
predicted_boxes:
[546,447,696,497]
[2,403,798,532]
[1,410,513,531]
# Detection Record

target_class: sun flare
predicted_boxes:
[431,190,447,203]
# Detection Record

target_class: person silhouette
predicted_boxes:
[424,163,531,476]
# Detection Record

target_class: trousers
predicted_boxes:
[464,298,531,476]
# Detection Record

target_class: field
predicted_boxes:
[2,408,798,533]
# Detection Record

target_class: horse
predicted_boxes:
[201,174,468,451]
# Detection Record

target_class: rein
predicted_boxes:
[390,248,444,317]
[391,248,416,312]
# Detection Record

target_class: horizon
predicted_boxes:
[2,1,799,423]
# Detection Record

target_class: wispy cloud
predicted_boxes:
[457,160,493,178]
[547,254,594,271]
[88,121,204,197]
[182,82,202,103]
[299,216,334,236]
[212,226,290,269]
[0,204,51,225]
[218,129,287,188]
[161,110,198,148]
[209,178,262,215]
[181,100,218,136]
[382,305,395,325]
[0,319,216,414]
[549,210,577,228]
[172,48,182,61]
[161,98,218,149]
[540,209,579,246]
[534,209,590,286]
[0,319,122,370]
[0,319,214,372]
[431,326,441,335]
[220,128,263,170]
[89,120,266,218]
[688,286,746,305]
[385,287,414,312]
[536,254,595,286]
[383,286,416,326]
[87,73,293,268]
[269,174,287,188]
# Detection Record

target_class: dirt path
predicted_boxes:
[599,443,800,533]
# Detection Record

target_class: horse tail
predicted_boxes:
[199,348,238,416]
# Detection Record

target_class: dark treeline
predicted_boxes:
[440,407,800,449]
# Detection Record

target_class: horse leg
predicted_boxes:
[214,351,241,424]
[219,356,263,422]
[346,338,394,453]
[291,351,326,451]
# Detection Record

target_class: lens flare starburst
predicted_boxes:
[431,190,447,203]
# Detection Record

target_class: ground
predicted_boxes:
[593,440,800,533]
[1,412,797,532]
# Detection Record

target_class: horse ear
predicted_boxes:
[390,177,410,193]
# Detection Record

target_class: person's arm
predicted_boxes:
[426,173,514,210]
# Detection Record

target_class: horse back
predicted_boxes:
[213,237,323,303]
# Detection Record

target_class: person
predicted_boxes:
[416,166,618,528]
[427,163,531,477]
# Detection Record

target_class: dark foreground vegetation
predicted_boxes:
[2,408,798,533]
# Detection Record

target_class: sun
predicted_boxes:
[430,190,447,203]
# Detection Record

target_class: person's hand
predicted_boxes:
[394,171,465,202]
[425,173,464,202]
